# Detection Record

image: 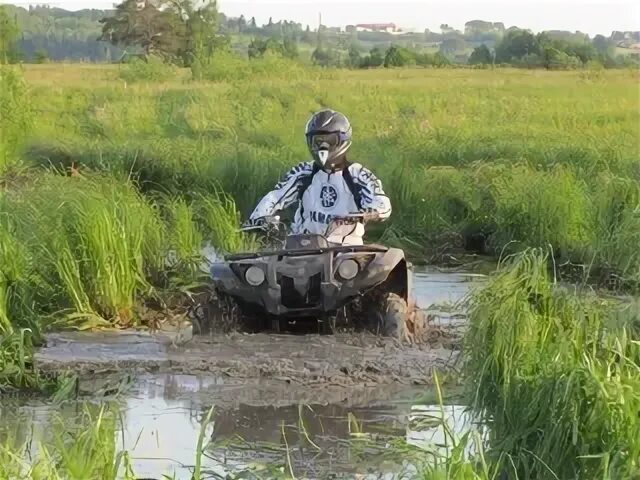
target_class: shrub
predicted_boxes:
[118,56,177,83]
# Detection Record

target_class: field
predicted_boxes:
[0,63,639,478]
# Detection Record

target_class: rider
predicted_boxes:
[246,109,392,245]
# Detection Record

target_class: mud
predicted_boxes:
[33,266,485,387]
[35,330,462,387]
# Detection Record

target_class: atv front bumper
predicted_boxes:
[210,245,407,316]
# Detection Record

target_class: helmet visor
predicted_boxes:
[309,132,340,150]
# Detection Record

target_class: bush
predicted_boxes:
[384,45,416,67]
[118,56,177,83]
[543,47,581,70]
[468,44,493,65]
[193,50,316,82]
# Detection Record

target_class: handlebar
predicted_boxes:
[239,215,282,232]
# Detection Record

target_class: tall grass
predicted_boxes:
[0,171,251,333]
[18,66,638,288]
[464,248,640,479]
[0,404,127,480]
[0,67,33,174]
[2,173,164,326]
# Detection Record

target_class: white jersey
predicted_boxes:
[249,162,391,245]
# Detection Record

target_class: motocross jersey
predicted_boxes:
[249,162,392,245]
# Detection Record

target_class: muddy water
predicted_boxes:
[4,267,487,479]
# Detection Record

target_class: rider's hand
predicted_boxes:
[360,208,380,222]
[241,218,265,229]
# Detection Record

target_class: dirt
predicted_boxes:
[34,325,462,388]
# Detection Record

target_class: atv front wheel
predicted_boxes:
[371,293,427,342]
[377,293,408,338]
[190,290,243,334]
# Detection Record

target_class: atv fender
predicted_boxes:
[210,263,240,291]
[336,247,411,302]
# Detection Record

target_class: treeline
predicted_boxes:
[0,1,638,69]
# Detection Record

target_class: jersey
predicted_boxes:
[249,161,392,245]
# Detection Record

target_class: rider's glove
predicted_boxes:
[360,208,380,222]
[241,218,265,229]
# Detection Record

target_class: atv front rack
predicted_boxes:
[225,244,389,261]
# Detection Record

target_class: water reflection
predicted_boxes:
[0,374,475,479]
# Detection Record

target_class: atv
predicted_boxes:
[196,214,426,341]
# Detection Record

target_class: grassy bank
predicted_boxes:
[464,249,640,479]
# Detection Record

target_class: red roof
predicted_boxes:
[355,23,396,29]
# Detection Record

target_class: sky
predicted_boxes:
[2,0,639,36]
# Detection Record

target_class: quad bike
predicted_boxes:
[196,214,426,341]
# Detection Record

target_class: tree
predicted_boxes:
[468,44,493,65]
[0,6,19,64]
[369,47,384,66]
[99,0,186,60]
[384,45,415,67]
[347,44,361,68]
[440,37,466,56]
[282,35,298,59]
[593,34,609,53]
[98,0,220,65]
[311,46,339,67]
[174,0,220,64]
[495,29,540,62]
[302,25,314,43]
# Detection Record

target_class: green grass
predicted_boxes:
[0,403,130,480]
[10,64,638,289]
[0,67,33,175]
[0,171,253,332]
[464,248,640,479]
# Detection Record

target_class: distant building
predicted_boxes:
[353,23,399,33]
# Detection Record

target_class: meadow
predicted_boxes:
[12,63,640,289]
[0,62,639,478]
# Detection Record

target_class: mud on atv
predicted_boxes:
[194,214,426,342]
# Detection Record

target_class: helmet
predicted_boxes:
[305,109,352,170]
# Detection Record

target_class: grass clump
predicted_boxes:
[118,56,177,83]
[0,170,254,333]
[589,173,640,289]
[2,172,165,327]
[0,67,33,174]
[0,404,127,480]
[464,248,640,479]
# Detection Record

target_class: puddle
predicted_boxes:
[0,373,474,479]
[13,268,486,478]
[412,266,487,311]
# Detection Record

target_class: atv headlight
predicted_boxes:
[245,266,265,286]
[337,259,359,280]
